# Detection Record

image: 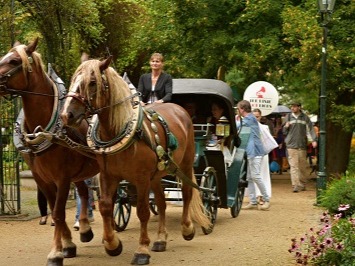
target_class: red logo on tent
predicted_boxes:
[256,86,266,98]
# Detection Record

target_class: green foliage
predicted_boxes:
[347,143,355,174]
[289,210,355,265]
[1,0,355,173]
[319,174,355,216]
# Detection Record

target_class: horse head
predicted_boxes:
[0,37,44,97]
[61,56,115,128]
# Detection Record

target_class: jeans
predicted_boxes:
[247,156,270,205]
[75,178,94,221]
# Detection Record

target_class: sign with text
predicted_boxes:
[243,81,279,116]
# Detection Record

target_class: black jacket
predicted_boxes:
[137,72,172,103]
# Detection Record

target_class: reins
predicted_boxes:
[65,90,141,115]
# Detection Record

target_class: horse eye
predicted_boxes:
[89,80,96,86]
[9,58,21,65]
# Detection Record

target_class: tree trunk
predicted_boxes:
[326,120,352,178]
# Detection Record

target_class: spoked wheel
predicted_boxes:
[230,155,248,218]
[149,192,159,215]
[114,186,132,232]
[200,167,219,235]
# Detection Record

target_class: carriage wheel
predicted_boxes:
[230,155,248,218]
[149,196,159,215]
[200,167,218,235]
[114,187,132,232]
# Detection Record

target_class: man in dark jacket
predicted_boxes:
[283,102,317,192]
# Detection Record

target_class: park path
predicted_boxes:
[0,172,323,266]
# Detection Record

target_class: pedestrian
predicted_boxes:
[73,177,95,230]
[273,116,288,174]
[237,100,270,210]
[137,53,172,106]
[283,102,317,192]
[251,108,272,204]
[38,187,55,226]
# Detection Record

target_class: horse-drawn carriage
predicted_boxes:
[1,38,250,265]
[114,78,250,233]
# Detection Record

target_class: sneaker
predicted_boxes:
[257,196,265,205]
[260,201,270,210]
[299,186,306,191]
[242,203,258,210]
[73,221,79,231]
[293,186,299,193]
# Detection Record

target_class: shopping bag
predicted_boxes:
[259,123,278,154]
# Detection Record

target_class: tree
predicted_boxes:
[1,0,354,176]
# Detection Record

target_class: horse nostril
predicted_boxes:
[67,112,74,119]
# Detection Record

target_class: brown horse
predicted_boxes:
[0,38,99,266]
[60,57,211,265]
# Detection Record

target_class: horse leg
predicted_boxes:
[180,180,195,241]
[99,175,122,256]
[46,180,76,265]
[75,181,94,242]
[150,178,168,252]
[131,183,152,265]
[181,171,212,241]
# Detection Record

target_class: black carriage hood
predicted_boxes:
[172,78,237,135]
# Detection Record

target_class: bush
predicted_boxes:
[319,174,355,216]
[348,146,355,174]
[289,206,355,265]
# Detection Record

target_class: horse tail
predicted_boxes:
[189,175,212,230]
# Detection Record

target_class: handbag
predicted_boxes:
[259,123,278,154]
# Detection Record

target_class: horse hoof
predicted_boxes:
[131,253,151,265]
[183,227,195,241]
[47,257,64,266]
[105,240,123,256]
[80,228,94,242]
[151,241,167,252]
[63,246,77,258]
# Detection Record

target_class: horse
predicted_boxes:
[60,57,212,265]
[0,38,99,266]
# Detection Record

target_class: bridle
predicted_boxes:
[65,73,140,117]
[0,57,26,96]
[0,54,57,98]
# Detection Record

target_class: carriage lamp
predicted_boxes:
[316,0,336,204]
[216,117,230,137]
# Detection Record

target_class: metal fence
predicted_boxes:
[0,98,21,215]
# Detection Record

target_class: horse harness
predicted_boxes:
[84,104,200,190]
[13,65,68,156]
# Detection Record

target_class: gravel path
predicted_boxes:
[0,172,323,266]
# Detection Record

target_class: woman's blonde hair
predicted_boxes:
[150,53,164,62]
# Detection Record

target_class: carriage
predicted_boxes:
[1,39,249,265]
[114,78,250,233]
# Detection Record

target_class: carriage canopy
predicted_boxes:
[172,79,237,135]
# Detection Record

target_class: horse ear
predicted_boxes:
[13,41,21,47]
[99,56,113,72]
[26,37,39,54]
[81,52,90,63]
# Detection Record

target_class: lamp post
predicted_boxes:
[316,0,336,203]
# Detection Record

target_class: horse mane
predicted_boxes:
[11,44,46,81]
[71,60,133,134]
